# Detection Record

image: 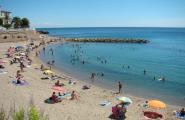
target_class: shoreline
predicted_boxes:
[0,30,182,120]
[37,42,183,108]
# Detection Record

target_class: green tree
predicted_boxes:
[12,16,22,28]
[0,19,3,26]
[21,18,30,28]
[3,24,11,29]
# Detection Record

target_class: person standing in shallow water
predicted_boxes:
[143,69,146,75]
[91,73,95,83]
[118,81,122,94]
[43,47,45,53]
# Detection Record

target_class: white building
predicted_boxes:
[0,10,12,24]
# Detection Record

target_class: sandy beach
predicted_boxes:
[0,31,182,120]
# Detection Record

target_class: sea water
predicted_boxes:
[38,27,185,106]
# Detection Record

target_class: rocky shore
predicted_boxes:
[65,38,149,44]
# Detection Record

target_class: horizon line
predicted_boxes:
[35,26,185,29]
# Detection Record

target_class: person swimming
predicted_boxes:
[143,69,146,75]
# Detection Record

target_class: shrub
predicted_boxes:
[12,108,24,120]
[28,105,39,120]
[0,106,6,120]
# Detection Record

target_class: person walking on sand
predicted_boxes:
[20,61,24,72]
[118,81,122,94]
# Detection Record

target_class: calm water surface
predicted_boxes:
[38,27,185,106]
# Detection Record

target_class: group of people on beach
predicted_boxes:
[34,42,81,104]
[6,46,34,84]
[2,33,184,120]
[49,91,79,103]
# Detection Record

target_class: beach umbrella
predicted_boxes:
[16,46,24,49]
[116,96,133,104]
[44,70,53,74]
[148,100,166,109]
[51,86,66,93]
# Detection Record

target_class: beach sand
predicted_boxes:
[0,33,181,120]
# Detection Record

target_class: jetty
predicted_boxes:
[64,38,149,44]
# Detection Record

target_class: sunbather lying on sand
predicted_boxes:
[82,85,91,90]
[55,80,64,86]
[51,75,62,80]
[0,65,5,69]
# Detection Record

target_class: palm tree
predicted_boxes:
[12,16,22,28]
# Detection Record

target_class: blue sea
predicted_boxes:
[37,27,185,106]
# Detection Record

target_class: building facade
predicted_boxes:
[0,10,12,25]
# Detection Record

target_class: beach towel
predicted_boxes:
[44,98,61,104]
[51,86,66,94]
[58,93,71,99]
[0,70,7,75]
[26,65,31,68]
[12,80,29,86]
[176,112,185,119]
[100,101,111,106]
[143,111,163,119]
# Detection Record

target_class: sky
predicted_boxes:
[1,0,185,28]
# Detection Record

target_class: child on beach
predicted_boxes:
[70,91,79,100]
[16,70,23,84]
